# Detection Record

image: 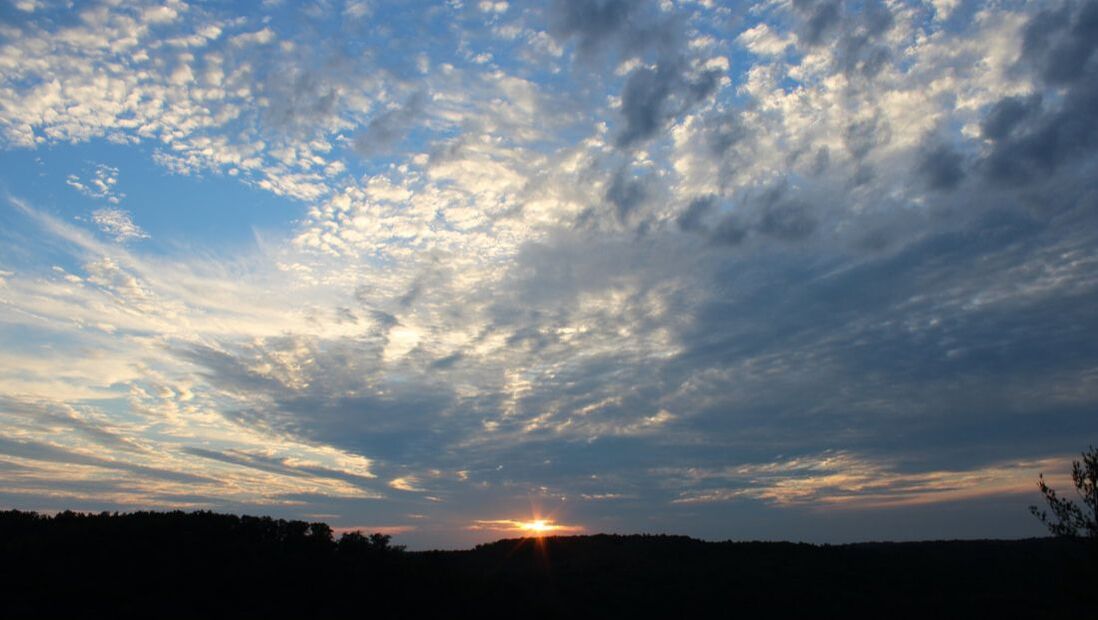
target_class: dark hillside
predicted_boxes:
[1,510,1093,618]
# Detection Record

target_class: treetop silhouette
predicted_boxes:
[1030,445,1098,539]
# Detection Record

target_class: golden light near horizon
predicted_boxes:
[469,518,583,538]
[518,519,555,536]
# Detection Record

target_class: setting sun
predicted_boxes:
[469,518,583,537]
[519,520,554,535]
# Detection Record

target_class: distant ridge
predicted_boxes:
[2,509,1094,617]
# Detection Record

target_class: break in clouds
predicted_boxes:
[0,0,1096,547]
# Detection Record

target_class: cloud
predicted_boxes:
[793,0,843,47]
[980,94,1043,141]
[1018,0,1098,86]
[666,452,1068,509]
[980,0,1098,185]
[182,447,381,491]
[352,92,425,156]
[180,337,458,461]
[709,213,748,246]
[604,167,648,223]
[547,0,664,63]
[0,397,145,454]
[916,142,965,191]
[0,436,211,486]
[842,113,890,160]
[792,0,895,77]
[756,197,815,241]
[548,0,721,148]
[66,165,124,204]
[389,476,424,492]
[91,208,149,242]
[230,27,276,47]
[676,195,716,233]
[615,61,720,148]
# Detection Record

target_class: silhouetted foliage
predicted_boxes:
[1030,445,1098,538]
[0,509,1092,618]
[0,509,410,617]
[337,529,406,553]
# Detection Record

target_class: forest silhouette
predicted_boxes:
[1,508,1095,617]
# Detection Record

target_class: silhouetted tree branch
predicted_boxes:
[1030,445,1098,539]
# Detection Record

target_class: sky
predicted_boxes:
[0,0,1096,549]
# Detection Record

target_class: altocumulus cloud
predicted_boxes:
[0,0,1096,548]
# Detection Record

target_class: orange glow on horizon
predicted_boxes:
[517,519,556,536]
[469,517,583,537]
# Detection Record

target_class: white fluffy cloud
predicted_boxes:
[91,208,148,242]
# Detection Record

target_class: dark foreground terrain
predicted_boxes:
[1,509,1094,618]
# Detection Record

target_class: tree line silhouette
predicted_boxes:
[1,507,1094,617]
[0,509,409,616]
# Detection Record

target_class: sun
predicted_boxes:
[468,517,582,537]
[520,519,554,535]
